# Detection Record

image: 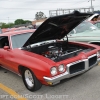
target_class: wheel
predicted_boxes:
[22,68,42,91]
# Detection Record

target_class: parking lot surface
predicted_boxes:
[0,65,100,100]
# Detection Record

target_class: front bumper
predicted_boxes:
[44,54,100,85]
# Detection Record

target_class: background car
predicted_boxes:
[1,27,31,33]
[67,21,100,46]
[68,21,98,34]
[87,13,100,29]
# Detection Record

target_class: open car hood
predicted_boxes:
[23,11,92,47]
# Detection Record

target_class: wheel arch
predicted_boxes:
[18,65,28,75]
[18,65,40,78]
[18,65,42,91]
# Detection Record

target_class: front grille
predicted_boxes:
[69,62,85,74]
[89,56,97,67]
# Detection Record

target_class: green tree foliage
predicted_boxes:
[14,19,25,25]
[14,19,32,25]
[24,20,31,24]
[8,23,14,28]
[1,23,9,28]
[0,23,14,28]
[0,19,32,28]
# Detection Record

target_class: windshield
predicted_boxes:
[69,21,98,34]
[11,33,32,48]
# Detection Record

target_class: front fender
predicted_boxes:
[12,49,53,80]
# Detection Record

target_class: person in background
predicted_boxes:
[97,16,100,20]
[91,15,99,21]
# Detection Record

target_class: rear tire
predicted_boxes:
[22,68,42,91]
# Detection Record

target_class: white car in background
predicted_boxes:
[87,13,99,21]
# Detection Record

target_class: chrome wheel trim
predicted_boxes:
[24,70,34,88]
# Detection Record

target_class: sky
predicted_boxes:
[0,0,100,23]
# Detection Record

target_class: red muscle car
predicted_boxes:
[0,11,100,92]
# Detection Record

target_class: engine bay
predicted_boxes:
[22,40,94,62]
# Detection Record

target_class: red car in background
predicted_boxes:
[1,28,18,33]
[0,11,100,92]
[1,27,30,33]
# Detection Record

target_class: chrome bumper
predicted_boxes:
[44,54,100,85]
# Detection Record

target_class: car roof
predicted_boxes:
[0,29,35,37]
[87,13,99,21]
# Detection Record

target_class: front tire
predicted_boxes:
[22,68,42,91]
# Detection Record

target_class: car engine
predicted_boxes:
[23,40,94,62]
[44,46,62,60]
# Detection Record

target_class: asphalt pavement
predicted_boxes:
[0,65,100,100]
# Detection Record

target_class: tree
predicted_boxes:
[24,20,32,24]
[8,23,14,28]
[35,11,47,20]
[14,19,25,25]
[0,19,32,28]
[1,23,9,28]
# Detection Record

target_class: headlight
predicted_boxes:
[50,67,57,76]
[97,51,100,57]
[58,64,65,73]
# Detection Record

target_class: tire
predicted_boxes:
[22,68,42,92]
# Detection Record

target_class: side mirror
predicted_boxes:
[4,46,9,50]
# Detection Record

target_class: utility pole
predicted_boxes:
[8,17,9,23]
[88,0,95,12]
[8,17,10,28]
[91,0,93,9]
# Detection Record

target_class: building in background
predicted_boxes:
[32,18,46,29]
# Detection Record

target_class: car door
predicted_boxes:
[0,36,18,73]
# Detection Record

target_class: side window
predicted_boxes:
[0,36,9,48]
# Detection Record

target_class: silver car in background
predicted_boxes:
[66,21,100,46]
